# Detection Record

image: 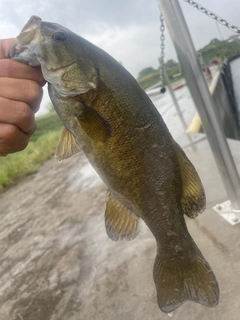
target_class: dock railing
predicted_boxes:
[157,0,240,221]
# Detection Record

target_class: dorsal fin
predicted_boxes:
[174,142,206,218]
[105,193,140,241]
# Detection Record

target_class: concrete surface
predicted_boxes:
[1,85,240,319]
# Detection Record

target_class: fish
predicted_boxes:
[10,16,219,313]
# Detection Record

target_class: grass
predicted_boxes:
[137,71,160,90]
[137,68,183,91]
[0,111,62,190]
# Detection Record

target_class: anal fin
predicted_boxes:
[174,142,206,218]
[105,193,140,241]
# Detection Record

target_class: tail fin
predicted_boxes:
[153,247,219,313]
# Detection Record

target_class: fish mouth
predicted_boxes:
[16,16,42,48]
[17,16,42,45]
[9,16,43,65]
[20,16,42,34]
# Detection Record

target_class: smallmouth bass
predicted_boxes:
[11,16,219,313]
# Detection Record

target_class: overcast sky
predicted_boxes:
[0,0,240,114]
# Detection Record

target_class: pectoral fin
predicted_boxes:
[55,127,81,161]
[76,104,111,142]
[174,142,206,218]
[105,193,140,241]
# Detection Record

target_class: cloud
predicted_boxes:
[1,0,239,115]
[1,0,240,78]
[180,0,240,49]
[84,22,165,77]
[0,0,159,32]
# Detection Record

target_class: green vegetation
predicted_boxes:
[198,38,240,64]
[138,67,158,79]
[0,111,62,190]
[137,38,240,90]
[137,70,160,90]
[165,59,178,69]
[137,59,182,90]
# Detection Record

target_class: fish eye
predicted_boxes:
[53,31,67,42]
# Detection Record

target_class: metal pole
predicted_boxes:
[162,62,187,130]
[156,0,240,210]
[163,62,198,151]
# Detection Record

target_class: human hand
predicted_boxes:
[0,38,45,156]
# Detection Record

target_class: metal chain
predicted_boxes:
[159,14,166,93]
[182,0,240,34]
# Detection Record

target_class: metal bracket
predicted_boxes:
[213,200,240,225]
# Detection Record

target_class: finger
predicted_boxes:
[0,59,45,86]
[0,38,16,59]
[0,97,36,135]
[0,78,43,113]
[0,123,30,155]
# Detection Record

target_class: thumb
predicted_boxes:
[0,38,16,59]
